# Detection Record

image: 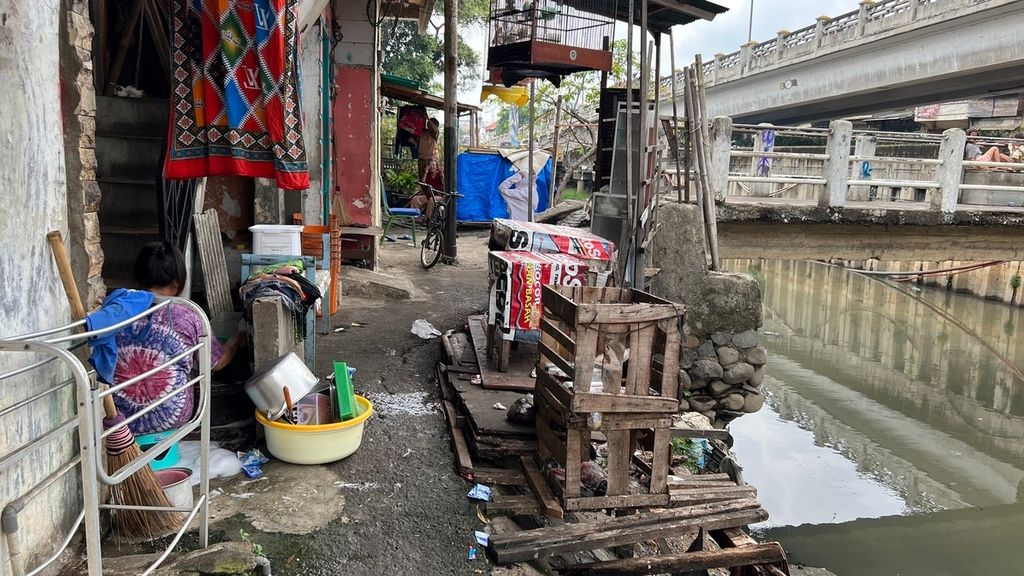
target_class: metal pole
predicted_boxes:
[748,0,755,43]
[442,0,458,260]
[668,29,684,203]
[527,81,536,222]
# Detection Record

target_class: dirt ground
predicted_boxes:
[208,228,497,576]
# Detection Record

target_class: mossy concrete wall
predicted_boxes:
[650,201,763,338]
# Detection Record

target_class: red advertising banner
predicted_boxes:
[488,251,589,340]
[490,219,615,263]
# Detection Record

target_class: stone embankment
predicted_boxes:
[678,329,766,428]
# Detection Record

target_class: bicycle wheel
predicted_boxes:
[420,225,443,269]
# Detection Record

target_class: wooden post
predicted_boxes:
[549,93,563,207]
[443,0,458,259]
[668,30,684,203]
[819,119,852,208]
[709,117,732,204]
[470,111,479,148]
[934,127,966,214]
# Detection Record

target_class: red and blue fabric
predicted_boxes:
[166,0,309,189]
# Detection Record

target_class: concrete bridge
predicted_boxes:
[664,0,1024,124]
[675,119,1024,261]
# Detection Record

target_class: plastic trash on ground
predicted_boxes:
[505,394,535,426]
[467,484,492,501]
[474,530,489,546]
[411,319,441,339]
[238,449,270,479]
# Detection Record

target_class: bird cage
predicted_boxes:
[488,0,613,85]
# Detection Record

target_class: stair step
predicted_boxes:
[101,228,161,280]
[96,96,169,136]
[98,176,157,186]
[96,135,164,180]
[98,179,159,223]
[103,224,160,235]
[95,132,165,141]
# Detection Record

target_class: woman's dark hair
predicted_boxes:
[134,241,187,293]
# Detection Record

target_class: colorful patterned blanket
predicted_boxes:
[165,0,309,190]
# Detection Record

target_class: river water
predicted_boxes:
[723,259,1024,576]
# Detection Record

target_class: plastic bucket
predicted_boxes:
[255,395,373,465]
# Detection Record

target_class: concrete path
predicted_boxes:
[208,229,495,575]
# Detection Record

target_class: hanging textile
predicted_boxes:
[397,106,427,137]
[757,129,776,177]
[165,0,310,190]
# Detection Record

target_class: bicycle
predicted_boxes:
[417,182,462,269]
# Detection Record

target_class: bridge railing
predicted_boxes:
[681,118,1024,215]
[667,0,1006,90]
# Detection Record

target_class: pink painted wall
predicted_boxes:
[332,66,374,227]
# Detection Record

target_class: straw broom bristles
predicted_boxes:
[103,410,185,538]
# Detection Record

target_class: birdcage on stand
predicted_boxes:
[488,0,614,86]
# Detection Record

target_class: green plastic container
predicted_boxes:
[333,361,358,421]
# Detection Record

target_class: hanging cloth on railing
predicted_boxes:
[164,0,310,190]
[757,129,776,177]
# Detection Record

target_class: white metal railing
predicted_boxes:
[667,0,1012,89]
[676,120,1024,212]
[0,297,212,576]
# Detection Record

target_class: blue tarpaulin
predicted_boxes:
[456,151,551,223]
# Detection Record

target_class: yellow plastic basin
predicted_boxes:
[255,395,373,465]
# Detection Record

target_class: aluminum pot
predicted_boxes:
[244,352,319,420]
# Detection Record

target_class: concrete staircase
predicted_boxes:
[96,96,168,288]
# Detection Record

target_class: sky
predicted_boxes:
[666,0,862,70]
[462,0,863,111]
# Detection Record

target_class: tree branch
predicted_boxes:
[557,147,596,196]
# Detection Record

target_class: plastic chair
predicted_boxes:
[381,185,421,245]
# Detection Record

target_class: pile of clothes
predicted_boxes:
[239,260,321,340]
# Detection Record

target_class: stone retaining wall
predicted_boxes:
[678,330,766,429]
[649,201,767,423]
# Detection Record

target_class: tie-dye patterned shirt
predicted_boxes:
[112,303,224,436]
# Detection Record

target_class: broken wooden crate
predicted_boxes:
[535,285,685,511]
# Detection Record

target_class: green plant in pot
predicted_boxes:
[384,168,421,198]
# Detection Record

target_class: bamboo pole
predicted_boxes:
[668,30,685,203]
[683,67,712,269]
[528,80,536,222]
[694,55,720,270]
[549,93,563,207]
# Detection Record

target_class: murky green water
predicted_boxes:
[724,259,1024,576]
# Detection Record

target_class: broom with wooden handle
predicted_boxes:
[46,231,183,538]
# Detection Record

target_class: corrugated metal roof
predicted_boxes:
[563,0,728,34]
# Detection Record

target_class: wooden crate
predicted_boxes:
[535,285,685,511]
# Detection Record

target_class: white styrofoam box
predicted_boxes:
[250,225,303,256]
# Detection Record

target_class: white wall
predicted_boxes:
[0,1,81,573]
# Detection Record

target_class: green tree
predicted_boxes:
[381,21,480,90]
[381,0,488,91]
